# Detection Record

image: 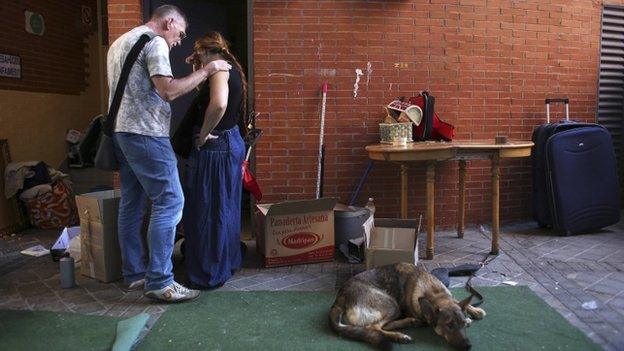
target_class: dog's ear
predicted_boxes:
[418,297,438,325]
[458,294,473,311]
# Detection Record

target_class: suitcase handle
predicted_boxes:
[545,98,569,124]
[545,98,569,104]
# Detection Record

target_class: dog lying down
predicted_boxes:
[329,263,486,350]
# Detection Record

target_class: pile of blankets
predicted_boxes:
[4,161,78,229]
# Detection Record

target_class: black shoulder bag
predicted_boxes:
[94,34,152,171]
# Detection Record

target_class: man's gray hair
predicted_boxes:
[150,5,188,25]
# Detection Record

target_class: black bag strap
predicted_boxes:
[104,34,153,135]
[464,252,497,307]
[431,252,498,308]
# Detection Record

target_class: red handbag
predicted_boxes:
[408,91,455,141]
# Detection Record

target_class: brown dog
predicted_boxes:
[329,263,486,350]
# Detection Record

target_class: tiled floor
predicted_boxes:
[1,218,623,350]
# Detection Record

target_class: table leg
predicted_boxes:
[491,154,500,255]
[426,161,435,259]
[457,159,466,238]
[401,164,408,219]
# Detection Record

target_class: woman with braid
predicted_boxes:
[180,32,247,289]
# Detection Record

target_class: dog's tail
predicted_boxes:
[328,302,390,349]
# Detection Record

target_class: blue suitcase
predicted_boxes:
[531,99,594,227]
[545,126,620,235]
[532,99,620,235]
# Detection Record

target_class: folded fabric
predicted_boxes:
[19,184,53,201]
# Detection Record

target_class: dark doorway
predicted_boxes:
[142,0,249,133]
[142,0,254,240]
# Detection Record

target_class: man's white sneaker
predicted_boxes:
[144,281,200,303]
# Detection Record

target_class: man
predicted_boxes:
[107,5,231,302]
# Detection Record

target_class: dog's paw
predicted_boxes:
[397,334,412,344]
[464,317,472,327]
[470,307,486,319]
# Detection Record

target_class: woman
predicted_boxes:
[181,32,247,289]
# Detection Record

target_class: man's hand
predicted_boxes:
[203,60,231,77]
[195,132,219,150]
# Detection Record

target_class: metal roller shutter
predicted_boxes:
[599,5,624,202]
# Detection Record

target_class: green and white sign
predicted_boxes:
[25,11,45,36]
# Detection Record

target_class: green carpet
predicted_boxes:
[0,309,150,351]
[0,309,121,351]
[138,286,600,350]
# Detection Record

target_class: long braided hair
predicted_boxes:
[193,31,248,133]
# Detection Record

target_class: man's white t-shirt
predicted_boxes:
[107,25,173,137]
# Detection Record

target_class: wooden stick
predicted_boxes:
[426,160,435,259]
[491,154,500,255]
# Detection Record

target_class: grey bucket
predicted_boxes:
[334,207,371,254]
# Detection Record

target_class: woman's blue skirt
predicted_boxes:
[182,125,245,288]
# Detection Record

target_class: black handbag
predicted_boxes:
[94,34,152,171]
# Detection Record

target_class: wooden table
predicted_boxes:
[365,140,533,259]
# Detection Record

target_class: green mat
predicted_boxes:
[0,309,149,351]
[0,309,121,351]
[138,286,600,350]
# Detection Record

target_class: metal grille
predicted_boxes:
[599,5,624,198]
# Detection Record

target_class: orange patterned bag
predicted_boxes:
[23,180,79,229]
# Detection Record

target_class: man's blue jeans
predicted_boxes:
[113,132,183,291]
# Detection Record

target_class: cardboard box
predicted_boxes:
[255,198,338,268]
[364,217,419,269]
[75,190,122,282]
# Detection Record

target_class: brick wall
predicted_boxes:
[107,0,143,42]
[0,0,97,94]
[105,1,621,228]
[253,0,621,228]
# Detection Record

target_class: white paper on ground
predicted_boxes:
[20,245,50,257]
[502,280,518,286]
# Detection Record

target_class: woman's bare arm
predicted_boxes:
[197,70,229,147]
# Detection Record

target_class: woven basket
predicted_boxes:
[379,122,413,144]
